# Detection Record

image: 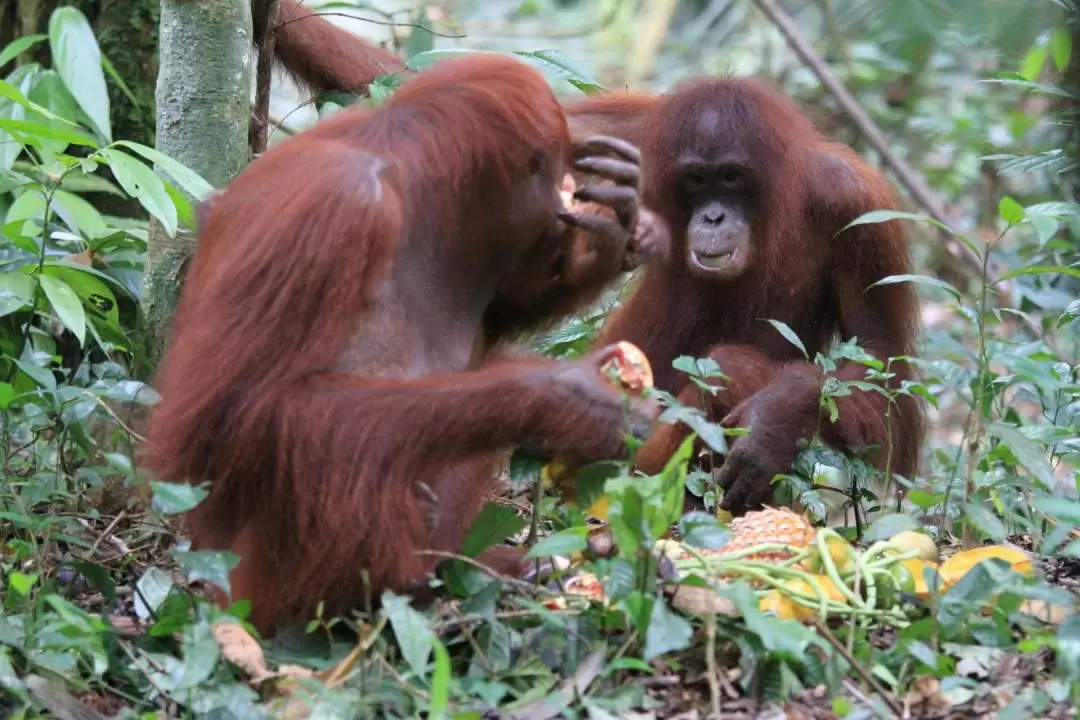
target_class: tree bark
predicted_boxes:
[141,0,252,371]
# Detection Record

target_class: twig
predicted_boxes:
[705,614,722,719]
[812,619,903,718]
[751,0,984,277]
[84,392,146,443]
[412,549,552,596]
[252,0,281,156]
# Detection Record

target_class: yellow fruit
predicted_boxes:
[759,589,812,621]
[939,545,1033,586]
[784,575,849,605]
[901,558,941,598]
[719,507,817,565]
[887,531,939,561]
[716,508,734,524]
[805,536,858,574]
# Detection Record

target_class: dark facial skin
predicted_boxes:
[678,156,755,280]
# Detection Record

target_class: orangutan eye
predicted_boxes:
[720,168,745,189]
[684,171,707,190]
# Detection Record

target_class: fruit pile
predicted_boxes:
[661,506,1034,624]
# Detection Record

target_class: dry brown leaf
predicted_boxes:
[212,621,275,683]
[669,584,737,617]
[1018,599,1071,625]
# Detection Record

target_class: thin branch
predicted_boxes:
[751,0,984,277]
[252,0,281,156]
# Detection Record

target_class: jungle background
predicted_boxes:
[1,0,1079,717]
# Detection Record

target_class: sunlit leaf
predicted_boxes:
[869,274,962,300]
[176,550,240,596]
[0,34,47,68]
[134,567,175,620]
[429,636,451,715]
[48,7,111,141]
[101,147,177,236]
[644,594,693,661]
[39,273,86,345]
[763,319,808,359]
[1051,26,1073,72]
[383,591,434,678]
[149,480,209,515]
[989,422,1054,489]
[1020,42,1050,80]
[116,140,215,201]
[998,196,1026,225]
[526,528,587,558]
[0,271,37,318]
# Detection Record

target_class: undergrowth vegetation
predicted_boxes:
[1,2,1079,718]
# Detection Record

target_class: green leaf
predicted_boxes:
[1051,27,1073,72]
[133,567,175,620]
[461,502,527,558]
[763,319,808,359]
[863,513,919,542]
[149,480,209,515]
[998,196,1026,225]
[526,528,587,558]
[644,596,693,660]
[516,49,604,93]
[42,264,124,347]
[8,571,38,596]
[429,636,451,716]
[39,273,86,345]
[0,77,68,122]
[116,140,215,200]
[0,271,37,318]
[936,561,1001,632]
[1056,616,1080,682]
[383,591,434,678]
[989,422,1054,489]
[404,9,435,59]
[996,264,1080,284]
[1020,43,1050,80]
[48,7,111,141]
[101,147,177,236]
[0,383,15,410]
[406,48,491,71]
[176,550,240,596]
[0,118,96,148]
[839,209,954,235]
[963,502,1007,543]
[0,34,47,68]
[1032,497,1080,526]
[869,274,961,300]
[678,512,730,548]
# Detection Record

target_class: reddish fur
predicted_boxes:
[146,55,653,634]
[247,18,925,500]
[566,80,925,503]
[253,0,406,96]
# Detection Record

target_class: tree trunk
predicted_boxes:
[140,0,252,372]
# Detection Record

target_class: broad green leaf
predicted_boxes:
[963,502,1007,542]
[863,513,919,542]
[526,528,587,558]
[0,34,47,68]
[1051,27,1073,72]
[53,189,108,238]
[998,196,1025,225]
[404,9,435,59]
[1056,616,1080,682]
[996,264,1080,284]
[176,550,240,596]
[42,264,124,344]
[149,480,209,514]
[49,7,111,141]
[0,66,36,172]
[429,637,451,716]
[8,571,38,596]
[764,319,808,359]
[383,591,434,678]
[839,210,954,235]
[516,49,604,93]
[39,273,85,345]
[116,140,215,200]
[869,274,962,300]
[1033,497,1080,526]
[1020,43,1050,80]
[644,598,694,661]
[1029,214,1059,246]
[101,147,177,236]
[989,422,1054,489]
[0,383,15,410]
[133,567,174,620]
[0,118,96,148]
[460,502,527,557]
[0,271,37,318]
[937,561,1000,632]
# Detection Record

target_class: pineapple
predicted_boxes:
[718,506,817,564]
